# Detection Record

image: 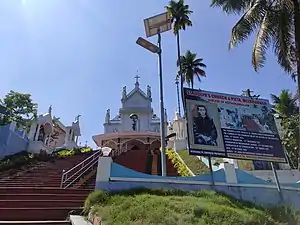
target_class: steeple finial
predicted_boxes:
[135,70,140,84]
[48,105,52,114]
[134,70,140,89]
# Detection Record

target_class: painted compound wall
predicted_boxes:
[96,180,300,209]
[0,122,29,159]
[95,160,300,210]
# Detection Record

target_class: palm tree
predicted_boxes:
[271,90,299,168]
[165,0,193,113]
[211,0,300,169]
[210,0,300,106]
[178,50,207,89]
[271,89,299,119]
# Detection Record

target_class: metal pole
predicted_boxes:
[175,78,181,117]
[271,162,283,200]
[157,30,167,177]
[208,156,215,185]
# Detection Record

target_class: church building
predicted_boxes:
[92,76,177,175]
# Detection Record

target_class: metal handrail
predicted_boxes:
[63,150,100,175]
[60,150,101,188]
[63,156,98,189]
[63,156,96,185]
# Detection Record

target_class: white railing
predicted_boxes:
[60,150,102,189]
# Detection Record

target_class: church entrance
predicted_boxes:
[113,139,149,174]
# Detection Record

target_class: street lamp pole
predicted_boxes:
[157,29,167,176]
[136,12,171,177]
[175,77,181,117]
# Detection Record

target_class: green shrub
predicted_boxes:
[166,149,191,176]
[84,188,300,225]
[177,150,210,175]
[0,147,93,172]
[0,151,51,172]
[55,147,93,157]
[84,190,109,214]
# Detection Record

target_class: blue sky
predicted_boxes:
[0,0,296,147]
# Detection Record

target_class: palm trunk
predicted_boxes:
[293,0,300,169]
[177,32,185,118]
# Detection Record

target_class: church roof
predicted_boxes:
[126,86,148,100]
[121,74,152,102]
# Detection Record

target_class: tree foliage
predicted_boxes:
[210,0,297,75]
[281,114,300,169]
[177,50,207,89]
[211,0,300,168]
[271,89,298,117]
[165,0,193,35]
[165,0,193,116]
[271,89,299,169]
[0,91,38,129]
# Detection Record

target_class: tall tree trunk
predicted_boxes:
[293,0,300,169]
[177,32,185,118]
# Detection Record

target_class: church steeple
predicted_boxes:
[134,71,140,89]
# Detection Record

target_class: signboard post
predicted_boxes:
[183,88,286,162]
[183,88,286,193]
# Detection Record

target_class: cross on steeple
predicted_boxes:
[135,74,140,84]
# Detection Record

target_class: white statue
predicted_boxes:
[147,85,151,98]
[48,105,52,114]
[164,109,168,122]
[105,109,110,123]
[122,86,127,99]
[75,114,81,122]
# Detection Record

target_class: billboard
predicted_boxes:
[184,88,286,163]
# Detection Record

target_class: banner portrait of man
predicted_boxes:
[186,100,225,153]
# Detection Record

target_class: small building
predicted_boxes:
[27,106,81,154]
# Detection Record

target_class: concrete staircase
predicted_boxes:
[155,152,179,176]
[151,154,158,175]
[166,156,179,176]
[114,150,149,174]
[0,151,99,224]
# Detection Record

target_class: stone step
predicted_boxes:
[72,170,96,189]
[151,154,158,175]
[0,220,70,225]
[0,183,61,187]
[0,179,62,183]
[0,178,62,182]
[0,187,92,195]
[0,193,87,201]
[0,208,82,221]
[0,200,84,208]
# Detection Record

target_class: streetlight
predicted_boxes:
[136,12,172,177]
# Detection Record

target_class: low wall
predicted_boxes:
[0,122,29,158]
[95,156,300,210]
[246,170,300,184]
[96,180,300,209]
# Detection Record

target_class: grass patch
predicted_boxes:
[0,150,52,173]
[177,150,210,175]
[166,149,191,176]
[84,188,300,225]
[54,147,93,157]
